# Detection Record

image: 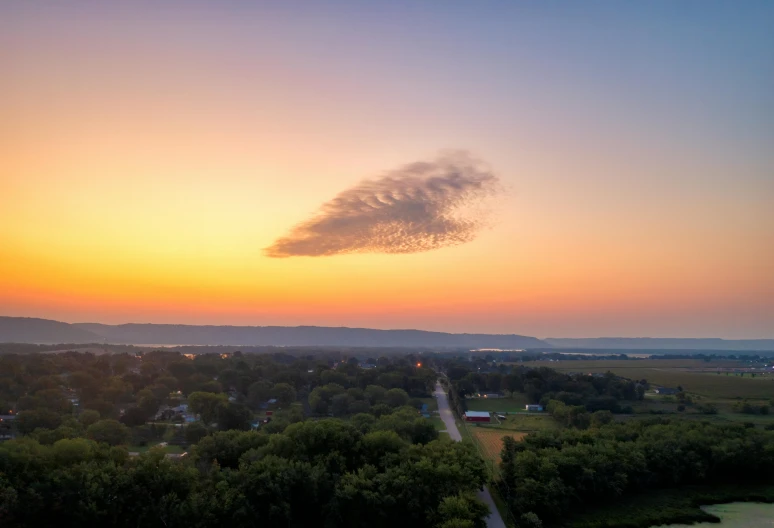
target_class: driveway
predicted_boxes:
[434,381,508,528]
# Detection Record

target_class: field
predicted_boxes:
[468,426,526,473]
[497,413,559,432]
[532,359,774,399]
[465,393,530,412]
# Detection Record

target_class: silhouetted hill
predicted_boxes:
[544,337,774,351]
[0,317,546,348]
[0,317,102,344]
[74,322,548,348]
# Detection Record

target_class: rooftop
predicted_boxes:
[464,411,490,418]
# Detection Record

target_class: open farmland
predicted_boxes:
[497,413,559,432]
[532,359,774,399]
[469,426,526,473]
[465,393,530,412]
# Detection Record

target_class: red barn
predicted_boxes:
[464,411,491,423]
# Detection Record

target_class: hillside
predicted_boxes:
[0,316,547,348]
[0,317,102,344]
[74,322,549,348]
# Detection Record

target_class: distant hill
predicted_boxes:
[544,337,774,352]
[4,317,771,351]
[74,322,548,348]
[0,317,102,344]
[0,316,547,348]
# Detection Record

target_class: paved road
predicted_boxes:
[434,381,508,528]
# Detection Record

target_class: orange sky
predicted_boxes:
[2,3,772,338]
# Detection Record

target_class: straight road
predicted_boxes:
[434,381,508,528]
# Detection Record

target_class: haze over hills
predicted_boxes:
[544,337,774,351]
[1,317,773,351]
[0,317,107,344]
[0,317,547,348]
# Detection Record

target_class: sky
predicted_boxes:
[2,1,773,338]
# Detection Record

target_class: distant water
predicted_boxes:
[654,502,774,528]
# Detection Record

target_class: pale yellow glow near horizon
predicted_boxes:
[2,3,772,338]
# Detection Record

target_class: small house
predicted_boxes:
[464,411,491,423]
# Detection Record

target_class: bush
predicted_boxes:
[519,512,543,528]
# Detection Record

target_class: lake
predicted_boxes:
[655,502,774,528]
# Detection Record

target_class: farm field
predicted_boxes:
[465,394,530,412]
[531,360,774,399]
[496,413,560,432]
[468,425,526,473]
[531,359,743,370]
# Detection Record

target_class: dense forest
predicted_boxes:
[0,350,491,527]
[2,349,773,527]
[499,420,774,527]
[0,350,437,442]
[0,420,487,527]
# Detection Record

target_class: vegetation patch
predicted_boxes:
[562,484,774,528]
[469,426,525,470]
[465,394,530,412]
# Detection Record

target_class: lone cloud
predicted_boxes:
[264,152,500,258]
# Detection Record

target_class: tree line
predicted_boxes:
[0,411,488,528]
[442,359,645,413]
[0,350,438,447]
[498,419,774,526]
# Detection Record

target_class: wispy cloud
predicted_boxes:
[264,151,500,258]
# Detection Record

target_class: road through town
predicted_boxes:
[434,381,508,528]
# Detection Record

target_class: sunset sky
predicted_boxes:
[2,2,772,338]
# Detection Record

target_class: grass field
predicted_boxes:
[418,397,439,412]
[491,413,559,433]
[465,393,530,412]
[427,416,446,431]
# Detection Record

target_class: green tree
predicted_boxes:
[188,392,228,424]
[435,493,489,528]
[86,419,130,446]
[15,409,62,434]
[520,512,543,528]
[271,383,297,406]
[185,422,209,444]
[364,384,387,404]
[216,402,251,431]
[385,388,410,408]
[331,393,354,417]
[247,380,273,408]
[78,409,101,427]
